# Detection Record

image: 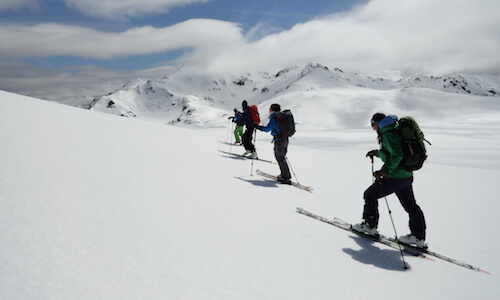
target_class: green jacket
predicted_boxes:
[376,124,413,179]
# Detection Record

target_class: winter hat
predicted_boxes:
[371,113,386,125]
[242,100,248,109]
[270,103,281,112]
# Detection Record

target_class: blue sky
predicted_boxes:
[1,1,362,30]
[1,0,366,71]
[0,0,499,100]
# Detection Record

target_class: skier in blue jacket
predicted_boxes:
[257,103,291,184]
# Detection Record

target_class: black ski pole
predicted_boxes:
[286,156,300,185]
[371,157,408,270]
[226,118,231,142]
[371,156,374,182]
[229,121,234,152]
[384,196,408,269]
[250,128,257,175]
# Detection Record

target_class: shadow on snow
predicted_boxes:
[342,235,411,272]
[235,176,280,189]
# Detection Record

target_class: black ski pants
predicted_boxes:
[274,138,291,179]
[243,126,255,152]
[363,176,426,240]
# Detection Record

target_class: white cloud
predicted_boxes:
[2,0,498,76]
[0,19,244,59]
[63,0,212,20]
[192,0,500,76]
[0,0,40,12]
[1,0,499,100]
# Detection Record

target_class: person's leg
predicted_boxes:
[234,126,243,143]
[242,128,251,151]
[395,178,426,240]
[362,178,412,228]
[274,138,291,179]
[246,127,255,152]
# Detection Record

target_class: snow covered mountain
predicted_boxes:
[82,63,499,127]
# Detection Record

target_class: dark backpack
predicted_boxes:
[248,105,260,125]
[397,116,431,171]
[276,109,296,137]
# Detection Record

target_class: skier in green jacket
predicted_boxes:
[353,113,427,248]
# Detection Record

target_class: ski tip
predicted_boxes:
[303,188,313,193]
[296,207,308,213]
[480,269,491,275]
[293,184,313,192]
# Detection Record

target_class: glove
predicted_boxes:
[373,170,388,180]
[256,125,264,130]
[228,116,235,120]
[366,150,377,158]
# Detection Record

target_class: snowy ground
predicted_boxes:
[1,90,499,299]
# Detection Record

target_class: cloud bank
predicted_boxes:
[0,0,212,20]
[2,0,499,75]
[0,19,243,59]
[195,0,500,75]
[63,0,212,21]
[0,0,40,12]
[1,0,499,99]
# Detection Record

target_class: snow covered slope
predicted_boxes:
[1,90,499,299]
[82,63,500,127]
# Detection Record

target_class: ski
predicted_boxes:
[256,169,313,192]
[392,237,490,274]
[218,150,275,164]
[296,207,490,274]
[218,140,243,146]
[296,207,415,255]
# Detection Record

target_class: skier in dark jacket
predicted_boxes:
[257,103,291,184]
[353,113,427,248]
[241,100,257,159]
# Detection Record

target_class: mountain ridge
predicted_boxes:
[69,63,499,126]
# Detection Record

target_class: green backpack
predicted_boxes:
[397,116,431,171]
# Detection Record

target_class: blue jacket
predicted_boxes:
[232,112,244,126]
[260,112,281,140]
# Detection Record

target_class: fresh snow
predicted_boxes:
[1,72,500,299]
